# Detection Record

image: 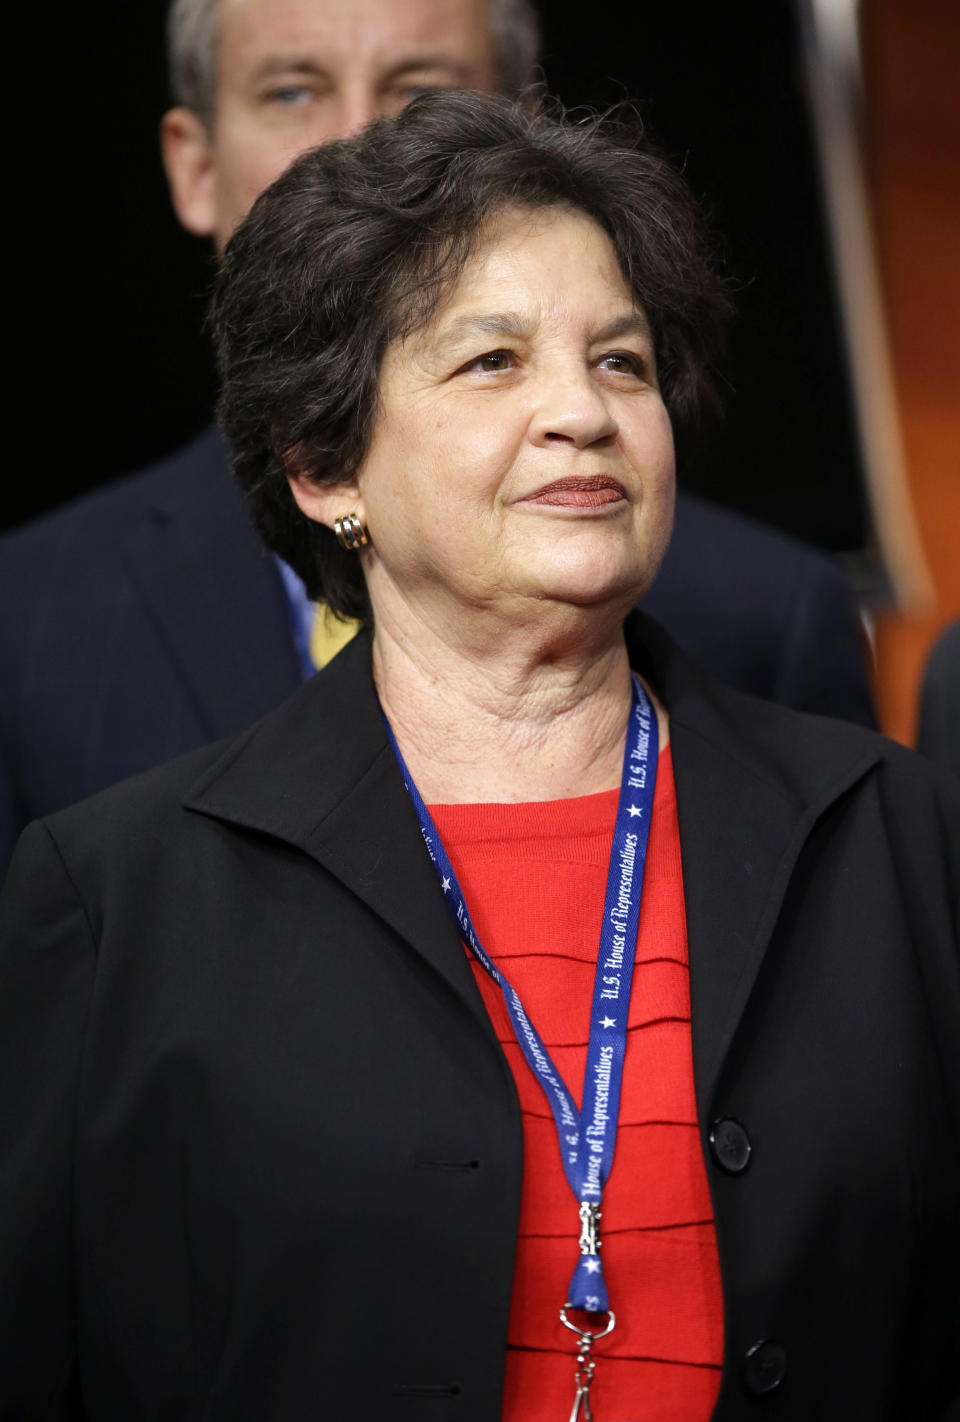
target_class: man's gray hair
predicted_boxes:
[167,0,542,128]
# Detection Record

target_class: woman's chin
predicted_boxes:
[522,565,651,615]
[502,520,667,616]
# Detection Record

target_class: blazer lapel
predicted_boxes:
[628,614,881,1118]
[183,632,490,1030]
[122,433,301,739]
[670,719,878,1119]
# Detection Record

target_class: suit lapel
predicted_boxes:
[184,632,489,1028]
[122,433,301,739]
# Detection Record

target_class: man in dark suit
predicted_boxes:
[0,0,875,881]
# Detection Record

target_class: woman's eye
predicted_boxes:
[467,350,513,373]
[599,351,644,376]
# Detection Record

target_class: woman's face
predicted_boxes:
[296,206,676,632]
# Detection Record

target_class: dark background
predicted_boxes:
[12,1,872,563]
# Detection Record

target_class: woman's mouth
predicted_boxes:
[522,475,627,508]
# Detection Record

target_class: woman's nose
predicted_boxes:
[529,369,619,449]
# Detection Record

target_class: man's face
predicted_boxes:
[163,0,498,250]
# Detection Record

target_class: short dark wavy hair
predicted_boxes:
[212,91,732,620]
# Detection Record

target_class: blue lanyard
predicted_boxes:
[383,675,658,1316]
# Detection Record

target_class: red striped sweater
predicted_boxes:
[429,747,724,1419]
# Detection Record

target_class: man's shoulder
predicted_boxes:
[649,492,874,724]
[671,490,847,589]
[32,730,244,867]
[642,609,953,824]
[4,730,244,911]
[63,731,238,819]
[1,429,230,568]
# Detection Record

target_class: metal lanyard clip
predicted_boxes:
[560,1307,616,1422]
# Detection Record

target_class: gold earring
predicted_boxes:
[332,513,369,552]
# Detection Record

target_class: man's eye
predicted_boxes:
[397,77,463,102]
[398,85,440,102]
[264,85,313,106]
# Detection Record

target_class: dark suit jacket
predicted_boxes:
[1,616,956,1421]
[0,430,876,882]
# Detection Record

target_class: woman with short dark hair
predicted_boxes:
[215,93,729,626]
[2,92,958,1421]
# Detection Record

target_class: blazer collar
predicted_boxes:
[185,613,883,1110]
[184,629,486,1026]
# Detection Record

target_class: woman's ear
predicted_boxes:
[285,462,366,534]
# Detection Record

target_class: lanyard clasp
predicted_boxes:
[577,1200,602,1256]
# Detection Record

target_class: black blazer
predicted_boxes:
[0,431,876,881]
[1,616,956,1421]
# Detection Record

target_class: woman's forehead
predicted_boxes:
[417,206,644,340]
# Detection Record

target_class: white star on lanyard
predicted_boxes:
[583,1257,602,1274]
[627,804,643,817]
[441,876,451,892]
[599,1016,616,1029]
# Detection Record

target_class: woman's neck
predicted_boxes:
[371,602,667,804]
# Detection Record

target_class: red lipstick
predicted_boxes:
[523,475,627,508]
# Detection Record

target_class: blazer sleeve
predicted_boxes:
[0,820,93,1419]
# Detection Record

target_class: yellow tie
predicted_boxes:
[309,602,361,670]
